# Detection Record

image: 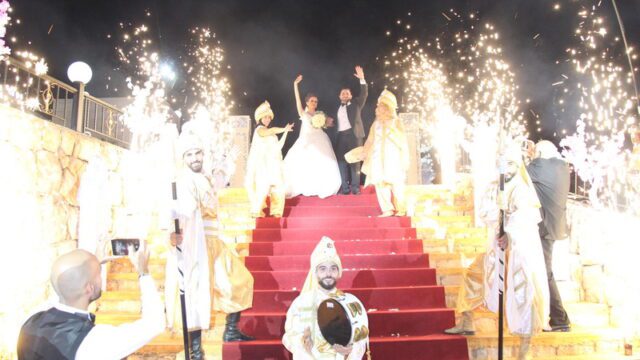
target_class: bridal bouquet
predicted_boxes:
[311,111,327,129]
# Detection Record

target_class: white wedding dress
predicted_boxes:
[284,112,341,198]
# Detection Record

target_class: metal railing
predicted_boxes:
[1,56,130,148]
[82,95,131,148]
[569,167,590,201]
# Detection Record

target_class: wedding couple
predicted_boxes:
[284,66,368,198]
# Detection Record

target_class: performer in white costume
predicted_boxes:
[444,141,550,360]
[165,134,255,359]
[283,75,341,198]
[245,101,293,217]
[283,237,368,360]
[360,89,410,217]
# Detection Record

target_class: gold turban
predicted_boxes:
[254,100,275,123]
[377,89,398,111]
[301,236,343,292]
[178,133,203,157]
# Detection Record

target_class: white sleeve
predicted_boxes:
[504,186,542,242]
[282,296,309,357]
[75,275,165,360]
[347,340,367,360]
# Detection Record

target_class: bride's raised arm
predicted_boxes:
[293,75,305,117]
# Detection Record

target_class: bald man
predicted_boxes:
[17,247,165,360]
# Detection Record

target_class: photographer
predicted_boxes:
[17,244,165,360]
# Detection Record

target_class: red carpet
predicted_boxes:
[223,192,469,359]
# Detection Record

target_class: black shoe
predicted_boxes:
[223,312,255,342]
[340,188,351,195]
[543,325,571,332]
[189,330,204,360]
[351,187,360,195]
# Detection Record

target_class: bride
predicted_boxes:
[283,75,341,198]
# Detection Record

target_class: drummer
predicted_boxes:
[283,237,368,360]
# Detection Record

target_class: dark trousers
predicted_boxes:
[540,227,571,327]
[335,130,362,193]
[338,160,361,193]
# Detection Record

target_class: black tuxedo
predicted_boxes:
[527,158,569,240]
[331,82,368,194]
[527,157,571,328]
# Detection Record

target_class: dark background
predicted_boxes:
[8,0,640,148]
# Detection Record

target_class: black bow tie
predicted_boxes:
[75,312,96,324]
[341,103,348,106]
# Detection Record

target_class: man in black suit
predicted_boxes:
[333,65,368,194]
[527,140,572,332]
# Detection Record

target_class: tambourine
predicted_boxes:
[317,292,369,347]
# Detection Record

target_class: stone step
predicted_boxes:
[106,325,633,359]
[431,227,488,238]
[467,326,628,360]
[442,284,580,309]
[412,205,474,217]
[107,273,165,291]
[532,355,640,360]
[108,258,166,274]
[429,252,479,269]
[107,267,437,291]
[412,215,474,227]
[214,214,479,232]
[216,184,473,202]
[439,269,583,308]
[447,302,611,333]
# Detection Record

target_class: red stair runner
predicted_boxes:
[223,193,469,359]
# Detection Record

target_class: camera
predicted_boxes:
[111,239,140,256]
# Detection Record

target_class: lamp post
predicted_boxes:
[67,61,92,133]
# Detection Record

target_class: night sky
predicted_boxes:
[9,0,640,145]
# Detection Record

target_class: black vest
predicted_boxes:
[17,307,95,360]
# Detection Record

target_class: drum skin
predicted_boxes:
[317,293,369,347]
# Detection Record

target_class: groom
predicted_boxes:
[333,65,368,195]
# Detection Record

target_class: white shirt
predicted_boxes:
[337,103,352,132]
[337,79,366,132]
[57,275,165,360]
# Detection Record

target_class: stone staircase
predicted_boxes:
[407,184,636,360]
[95,184,638,359]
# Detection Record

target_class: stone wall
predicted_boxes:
[564,201,640,338]
[0,104,130,357]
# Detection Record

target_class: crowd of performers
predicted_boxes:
[170,64,576,359]
[241,66,575,359]
[165,69,409,359]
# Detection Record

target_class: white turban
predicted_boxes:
[178,133,203,157]
[301,236,342,293]
[254,101,274,123]
[377,89,398,111]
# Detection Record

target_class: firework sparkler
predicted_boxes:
[558,1,638,213]
[384,11,527,189]
[181,27,238,188]
[0,0,10,57]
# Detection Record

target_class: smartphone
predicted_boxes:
[111,239,140,256]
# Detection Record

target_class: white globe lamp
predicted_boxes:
[67,61,93,85]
